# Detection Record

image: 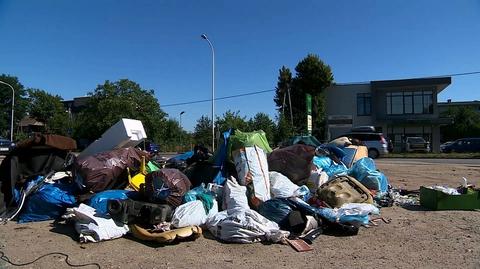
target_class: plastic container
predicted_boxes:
[78,118,146,158]
[420,186,480,210]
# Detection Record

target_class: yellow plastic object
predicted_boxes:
[128,156,147,191]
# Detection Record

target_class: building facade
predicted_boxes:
[326,77,452,152]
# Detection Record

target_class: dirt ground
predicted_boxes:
[1,159,480,269]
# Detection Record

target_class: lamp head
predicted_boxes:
[180,111,185,115]
[201,34,208,40]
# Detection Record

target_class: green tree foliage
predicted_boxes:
[74,79,166,142]
[215,110,248,134]
[274,54,333,139]
[193,115,212,148]
[248,112,276,144]
[441,106,480,141]
[273,66,293,114]
[274,114,295,146]
[27,89,70,135]
[161,118,187,152]
[0,74,28,139]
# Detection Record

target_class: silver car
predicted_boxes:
[337,132,389,159]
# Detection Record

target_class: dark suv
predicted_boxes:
[336,132,390,159]
[442,138,480,153]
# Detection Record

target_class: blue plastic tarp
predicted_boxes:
[18,180,77,223]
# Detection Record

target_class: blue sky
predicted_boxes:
[1,1,479,132]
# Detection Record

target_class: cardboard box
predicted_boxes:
[342,145,368,167]
[420,186,480,210]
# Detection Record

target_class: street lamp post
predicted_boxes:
[179,111,185,151]
[201,33,215,152]
[179,111,185,130]
[0,80,15,142]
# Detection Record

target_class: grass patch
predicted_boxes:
[385,152,480,159]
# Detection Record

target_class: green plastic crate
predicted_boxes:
[420,186,480,210]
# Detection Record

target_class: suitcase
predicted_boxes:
[317,175,373,208]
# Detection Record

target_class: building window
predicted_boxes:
[386,88,434,115]
[357,93,371,116]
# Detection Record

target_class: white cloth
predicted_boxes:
[64,203,129,243]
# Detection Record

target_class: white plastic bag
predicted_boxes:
[222,177,250,213]
[206,209,289,244]
[306,168,329,192]
[269,171,300,198]
[172,200,218,228]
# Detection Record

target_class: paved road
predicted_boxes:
[375,158,480,166]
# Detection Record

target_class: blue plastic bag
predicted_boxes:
[312,156,348,177]
[347,157,389,192]
[183,184,208,203]
[212,129,233,185]
[18,181,77,223]
[258,198,293,228]
[88,190,137,215]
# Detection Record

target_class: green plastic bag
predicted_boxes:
[146,161,161,173]
[228,130,272,159]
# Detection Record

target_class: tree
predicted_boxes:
[193,115,212,148]
[215,110,249,134]
[160,118,186,152]
[273,66,293,116]
[74,79,167,142]
[0,74,29,139]
[274,54,333,139]
[441,106,480,141]
[27,89,70,135]
[274,114,295,146]
[248,112,276,144]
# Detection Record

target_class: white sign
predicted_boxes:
[307,115,312,133]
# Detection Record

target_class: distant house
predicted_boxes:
[62,96,90,115]
[18,116,45,133]
[326,77,452,152]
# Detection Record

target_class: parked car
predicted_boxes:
[442,138,480,153]
[335,132,389,159]
[405,137,430,153]
[139,141,160,154]
[0,137,14,155]
[440,141,453,152]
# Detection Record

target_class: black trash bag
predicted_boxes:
[73,147,150,194]
[267,144,316,184]
[140,169,191,207]
[183,162,220,187]
[0,134,77,209]
[186,145,211,166]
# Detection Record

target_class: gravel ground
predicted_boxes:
[1,160,480,269]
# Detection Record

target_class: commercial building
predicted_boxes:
[326,77,452,152]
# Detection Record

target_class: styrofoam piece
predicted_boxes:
[78,118,147,158]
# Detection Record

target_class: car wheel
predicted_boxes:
[368,148,379,159]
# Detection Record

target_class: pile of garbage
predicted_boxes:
[0,120,392,251]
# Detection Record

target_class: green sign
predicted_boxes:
[306,94,312,135]
[306,93,312,115]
